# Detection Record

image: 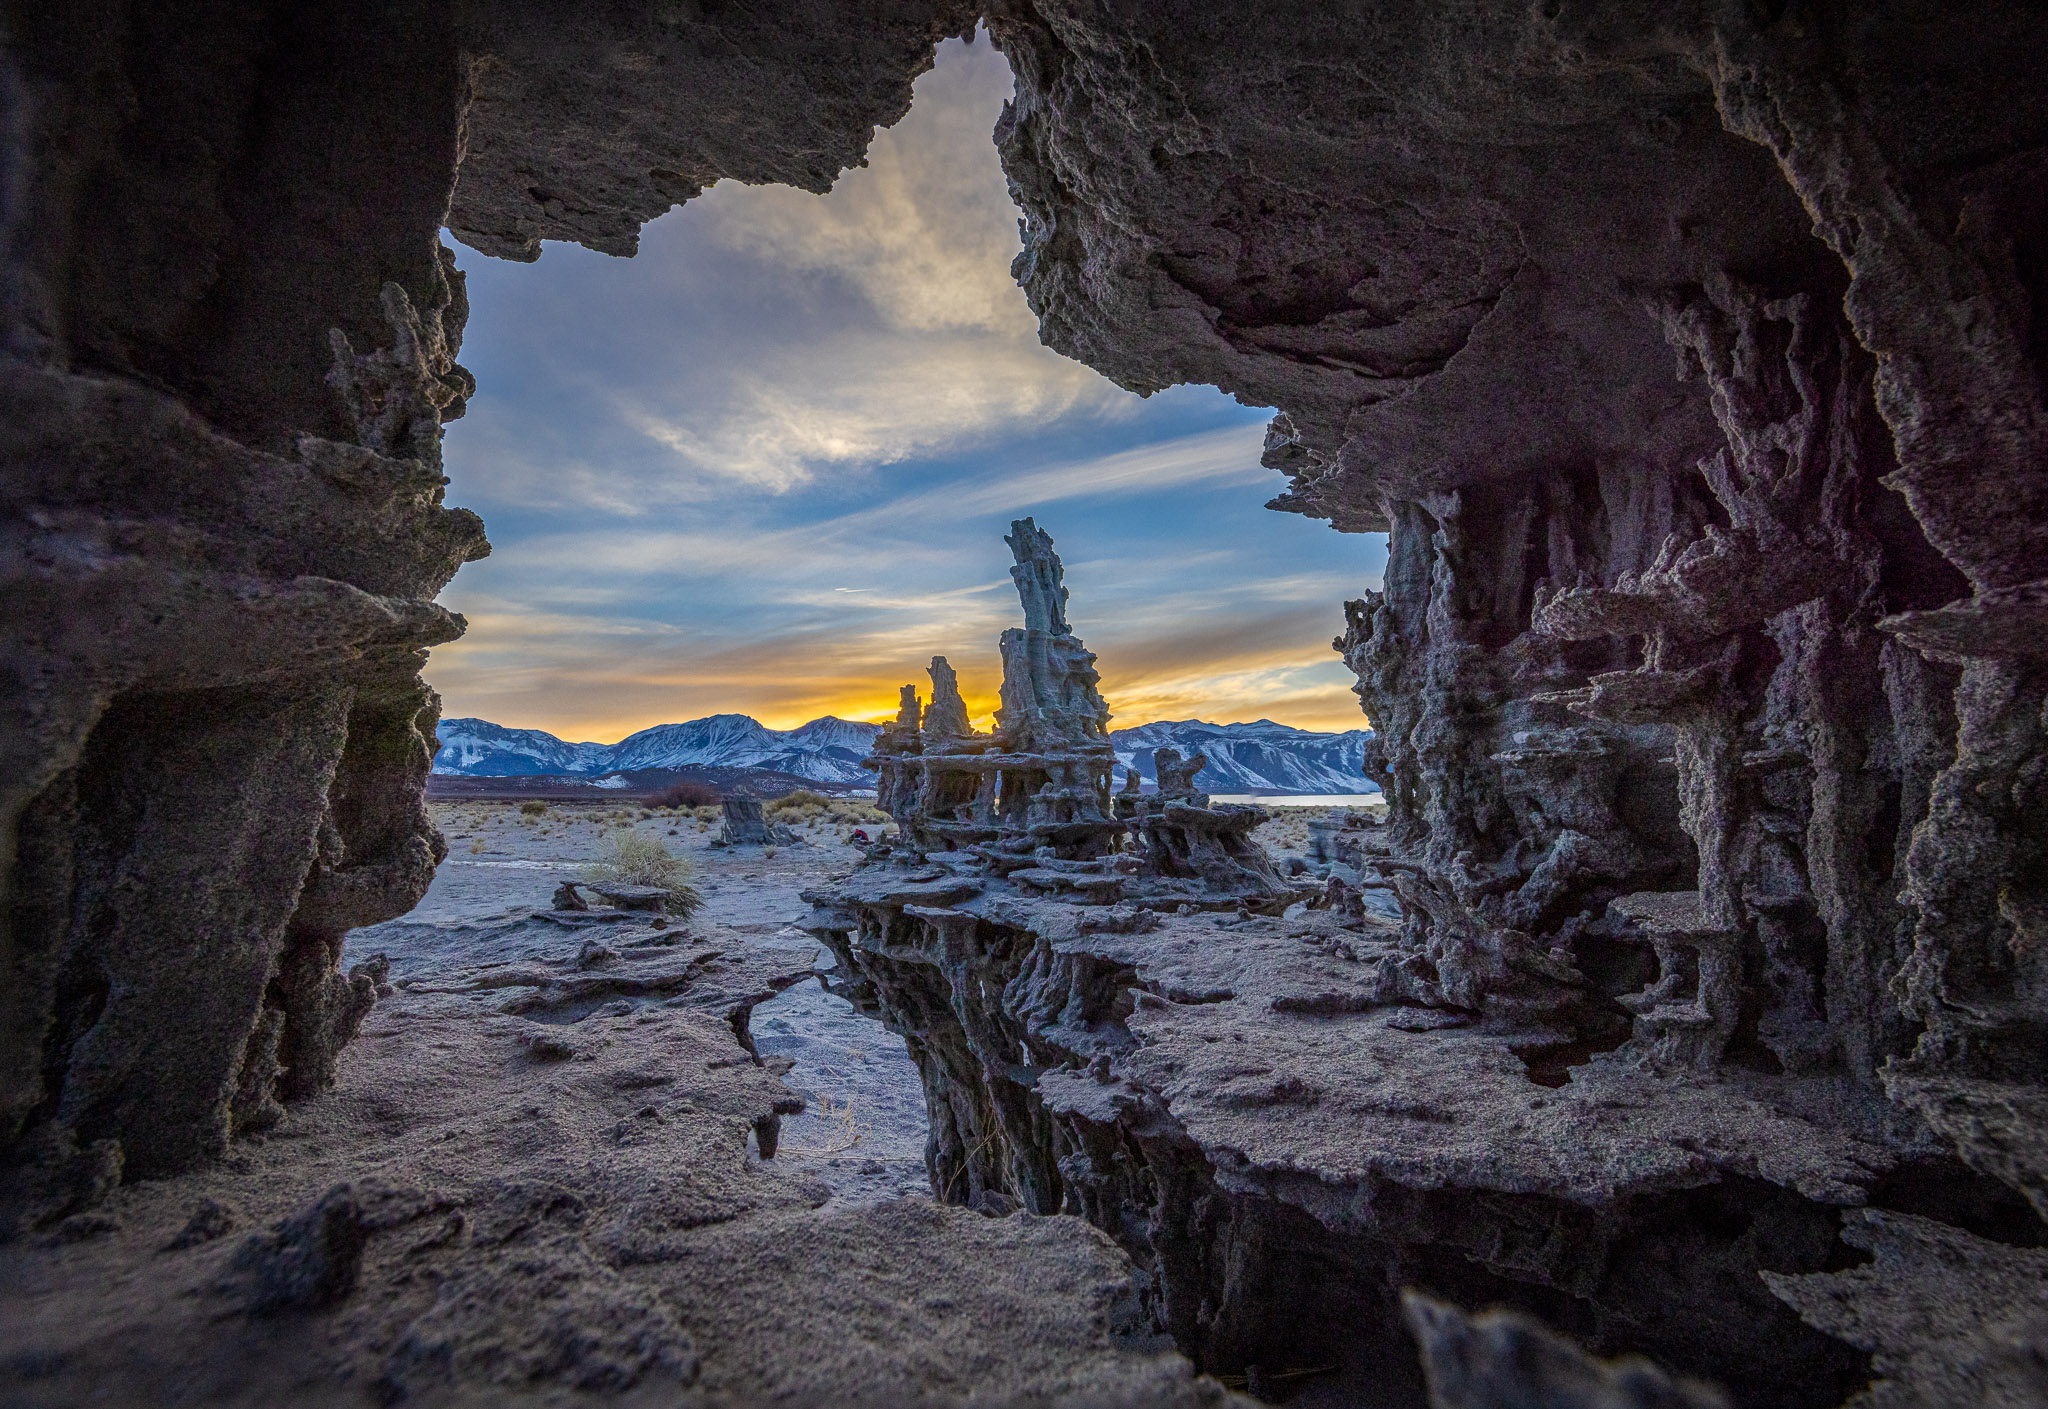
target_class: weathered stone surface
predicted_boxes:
[1404,1291,1730,1409]
[812,516,2039,1402]
[1764,1210,2048,1409]
[984,0,2048,1171]
[0,0,484,1184]
[1,923,1229,1406]
[8,2,2048,1403]
[717,786,798,847]
[219,1183,370,1315]
[447,0,980,261]
[955,4,2047,1400]
[0,0,960,1186]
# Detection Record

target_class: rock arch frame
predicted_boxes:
[4,0,2045,1402]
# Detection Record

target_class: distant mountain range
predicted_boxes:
[1108,719,1377,796]
[433,715,882,786]
[433,714,1378,796]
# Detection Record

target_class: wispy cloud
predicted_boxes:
[431,34,1389,743]
[616,332,1119,493]
[452,36,1124,506]
[495,422,1270,583]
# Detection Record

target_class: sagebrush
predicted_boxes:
[581,830,703,916]
[652,780,722,809]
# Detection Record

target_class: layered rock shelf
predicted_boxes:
[806,524,2044,1406]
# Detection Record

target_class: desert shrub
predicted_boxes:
[653,780,722,809]
[519,800,547,816]
[581,830,703,916]
[766,788,830,814]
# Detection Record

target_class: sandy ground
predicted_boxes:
[341,798,1370,1207]
[345,800,933,1207]
[0,797,1367,1407]
[4,824,1212,1408]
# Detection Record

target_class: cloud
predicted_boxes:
[885,423,1271,522]
[615,328,1118,493]
[429,35,1391,744]
[493,422,1272,584]
[695,40,1031,338]
[453,34,1128,504]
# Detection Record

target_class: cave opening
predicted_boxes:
[6,5,2048,1407]
[383,28,1390,1212]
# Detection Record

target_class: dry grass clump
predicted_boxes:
[581,829,703,917]
[518,800,547,816]
[780,1094,868,1158]
[832,799,888,824]
[652,780,722,809]
[764,791,887,829]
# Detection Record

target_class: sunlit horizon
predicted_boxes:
[444,610,1380,742]
[427,34,1387,745]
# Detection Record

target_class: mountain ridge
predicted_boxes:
[434,714,1379,795]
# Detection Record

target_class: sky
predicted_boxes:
[428,34,1388,742]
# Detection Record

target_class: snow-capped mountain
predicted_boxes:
[431,719,612,777]
[433,714,883,786]
[435,714,1378,795]
[1109,720,1378,796]
[604,714,881,785]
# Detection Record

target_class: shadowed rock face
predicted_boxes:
[0,0,970,1188]
[975,4,2045,1397]
[1,0,486,1183]
[4,1,2047,1404]
[446,0,981,260]
[988,3,2048,1125]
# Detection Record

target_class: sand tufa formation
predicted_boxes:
[5,4,2048,1405]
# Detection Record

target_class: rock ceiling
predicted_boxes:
[3,3,2045,1405]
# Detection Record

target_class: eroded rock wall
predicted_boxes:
[6,0,2045,1401]
[1,0,483,1184]
[800,3,2048,1400]
[987,0,2048,1227]
[0,0,972,1187]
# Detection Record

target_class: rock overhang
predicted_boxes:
[7,2,2048,1403]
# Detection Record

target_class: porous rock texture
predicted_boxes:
[7,1,2048,1405]
[810,524,1987,1406]
[0,905,1229,1407]
[2,8,1257,1400]
[954,1,2043,1402]
[0,0,971,1192]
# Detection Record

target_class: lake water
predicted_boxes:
[1212,793,1386,808]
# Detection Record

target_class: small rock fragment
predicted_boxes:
[163,1198,236,1251]
[49,1212,119,1244]
[222,1184,369,1314]
[1402,1290,1728,1409]
[520,1031,577,1061]
[575,938,620,968]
